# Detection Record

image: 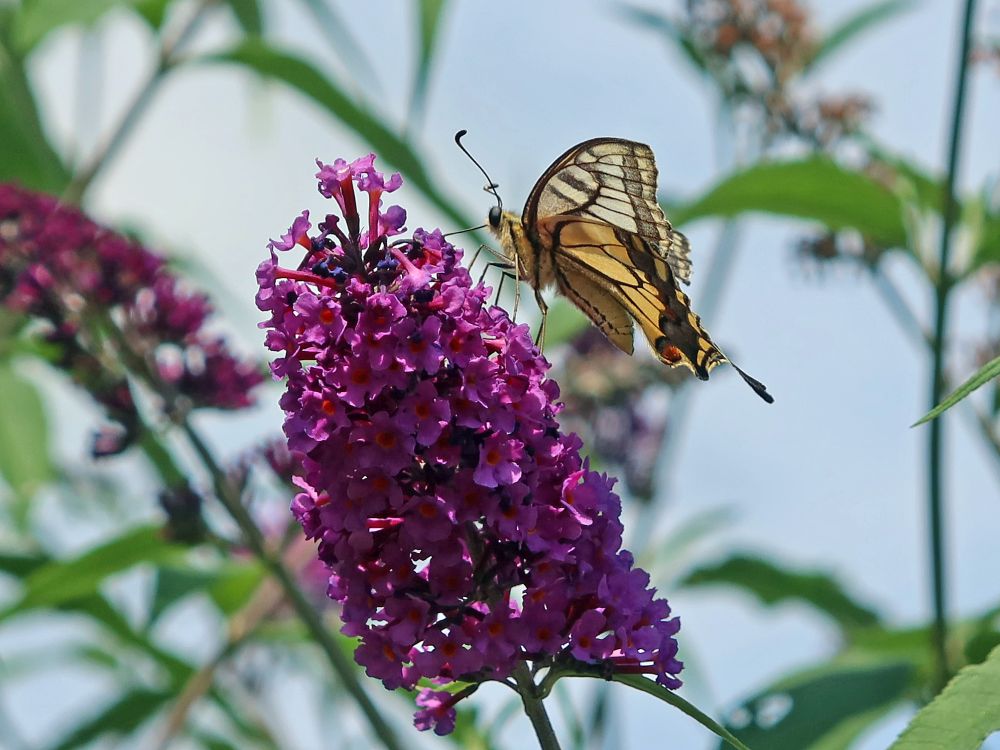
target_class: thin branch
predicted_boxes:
[180,422,404,750]
[62,0,218,204]
[514,664,562,750]
[926,0,977,692]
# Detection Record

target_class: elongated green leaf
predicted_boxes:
[682,554,880,630]
[131,0,173,29]
[0,362,55,507]
[207,561,265,615]
[610,674,753,750]
[807,1,914,72]
[224,0,262,34]
[48,689,171,750]
[3,525,184,616]
[890,644,1000,749]
[204,40,473,232]
[11,0,126,53]
[670,159,909,249]
[975,213,1000,269]
[913,353,1000,426]
[0,45,70,190]
[0,552,47,578]
[407,0,448,131]
[721,662,913,750]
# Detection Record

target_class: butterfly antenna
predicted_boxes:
[443,224,487,238]
[454,130,503,210]
[731,363,774,404]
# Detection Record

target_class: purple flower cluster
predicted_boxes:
[0,184,262,453]
[257,155,683,734]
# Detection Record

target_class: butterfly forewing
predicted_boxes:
[524,138,693,285]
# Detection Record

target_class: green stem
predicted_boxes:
[62,0,217,204]
[179,422,404,750]
[514,664,562,750]
[927,0,977,693]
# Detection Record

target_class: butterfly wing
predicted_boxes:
[523,138,693,285]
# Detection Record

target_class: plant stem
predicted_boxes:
[179,422,404,750]
[514,664,562,750]
[926,0,977,693]
[62,0,217,204]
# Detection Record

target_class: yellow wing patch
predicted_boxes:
[542,217,723,379]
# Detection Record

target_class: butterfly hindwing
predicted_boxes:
[540,216,724,379]
[524,138,693,285]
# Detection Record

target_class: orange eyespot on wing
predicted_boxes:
[541,217,724,378]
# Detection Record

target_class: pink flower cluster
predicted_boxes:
[257,155,682,735]
[0,184,262,454]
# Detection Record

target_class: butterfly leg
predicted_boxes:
[533,288,548,350]
[477,260,513,287]
[467,243,488,274]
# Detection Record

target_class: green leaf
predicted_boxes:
[0,45,70,190]
[224,0,262,35]
[206,560,266,615]
[47,689,171,750]
[149,566,218,622]
[131,0,173,29]
[2,525,185,616]
[889,644,1000,749]
[544,298,589,348]
[203,40,474,232]
[974,212,1000,270]
[609,674,753,750]
[670,159,909,249]
[913,353,1000,426]
[721,662,913,750]
[807,1,914,73]
[681,554,881,630]
[407,0,448,131]
[0,551,47,578]
[0,361,55,507]
[11,0,126,53]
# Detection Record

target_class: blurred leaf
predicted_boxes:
[407,0,448,132]
[0,361,55,510]
[913,353,1000,426]
[149,566,217,622]
[293,0,380,93]
[720,662,913,750]
[682,554,880,630]
[671,158,909,249]
[0,46,70,190]
[224,0,262,34]
[205,40,473,232]
[889,644,1000,749]
[618,5,710,77]
[206,560,266,615]
[47,688,171,750]
[975,212,1000,269]
[0,551,46,578]
[545,297,589,348]
[3,525,185,616]
[609,674,752,750]
[132,0,173,28]
[11,0,127,53]
[642,507,736,578]
[807,1,914,72]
